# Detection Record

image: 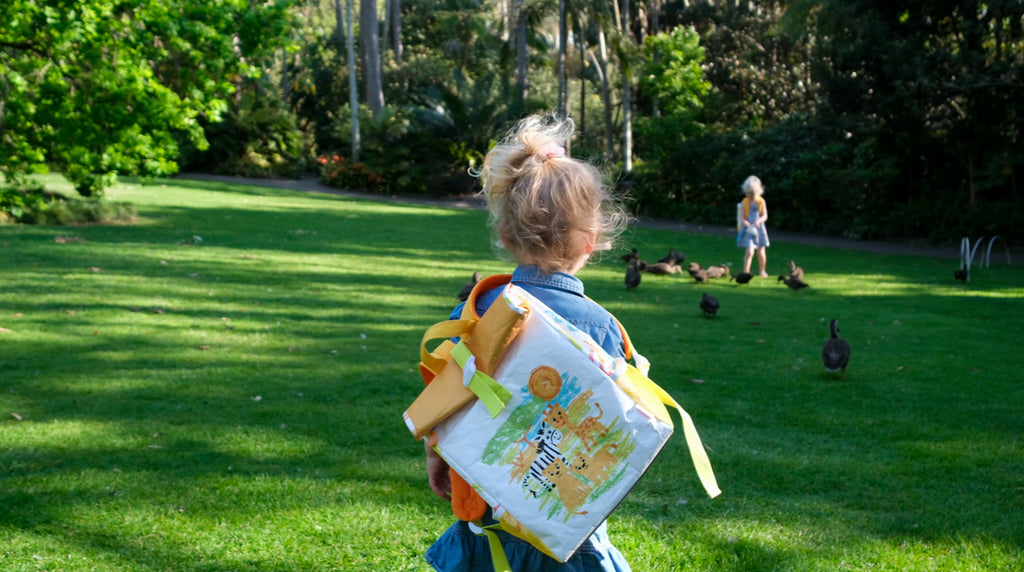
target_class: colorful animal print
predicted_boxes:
[569,444,619,485]
[542,458,592,515]
[519,423,564,497]
[544,400,609,451]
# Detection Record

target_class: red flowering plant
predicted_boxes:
[318,155,388,194]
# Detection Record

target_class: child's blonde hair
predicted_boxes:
[741,175,764,198]
[476,115,626,273]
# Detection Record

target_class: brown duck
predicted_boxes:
[657,249,685,265]
[704,264,730,279]
[644,262,681,275]
[788,260,805,281]
[778,275,809,290]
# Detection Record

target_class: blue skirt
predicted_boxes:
[738,204,770,249]
[738,224,770,249]
[425,520,631,572]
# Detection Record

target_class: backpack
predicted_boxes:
[406,275,720,565]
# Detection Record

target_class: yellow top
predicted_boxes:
[741,198,765,227]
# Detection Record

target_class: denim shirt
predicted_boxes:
[450,265,626,359]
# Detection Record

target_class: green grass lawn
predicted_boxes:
[2,176,1022,571]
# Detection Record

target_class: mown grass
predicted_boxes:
[1,175,1022,571]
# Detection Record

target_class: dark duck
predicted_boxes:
[699,293,720,318]
[822,319,852,376]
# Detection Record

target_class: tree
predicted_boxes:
[346,0,361,160]
[622,0,635,173]
[0,0,294,196]
[636,25,709,198]
[360,0,385,118]
[515,0,530,104]
[388,0,403,62]
[557,0,568,116]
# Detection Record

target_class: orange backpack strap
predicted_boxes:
[414,274,513,523]
[452,274,512,522]
[461,274,513,320]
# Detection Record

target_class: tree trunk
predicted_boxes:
[515,0,529,104]
[579,34,586,137]
[594,27,614,162]
[500,0,511,42]
[382,0,390,61]
[334,0,345,49]
[345,0,360,161]
[650,0,660,117]
[390,0,403,62]
[622,0,633,173]
[360,0,384,118]
[557,0,568,116]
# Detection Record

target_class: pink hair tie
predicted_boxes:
[539,145,566,160]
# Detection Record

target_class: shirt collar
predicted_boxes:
[511,265,585,297]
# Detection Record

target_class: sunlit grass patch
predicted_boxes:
[1,176,1021,571]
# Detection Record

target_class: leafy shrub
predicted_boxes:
[319,105,483,197]
[0,183,49,221]
[318,155,388,194]
[179,90,308,179]
[631,112,1023,245]
[0,184,136,225]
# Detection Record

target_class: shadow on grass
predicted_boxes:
[1,179,1022,570]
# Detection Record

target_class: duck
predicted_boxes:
[625,258,642,289]
[457,271,482,301]
[731,271,754,284]
[699,293,720,318]
[657,249,685,265]
[644,262,681,275]
[788,260,805,281]
[778,275,810,290]
[621,248,639,264]
[822,319,852,376]
[704,264,731,279]
[954,266,968,282]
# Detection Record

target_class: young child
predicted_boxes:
[424,115,632,572]
[738,175,770,277]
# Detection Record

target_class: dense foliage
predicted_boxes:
[641,0,1024,242]
[2,0,1021,241]
[0,0,295,196]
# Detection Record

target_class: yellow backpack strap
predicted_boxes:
[418,274,512,379]
[419,320,475,377]
[609,311,722,499]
